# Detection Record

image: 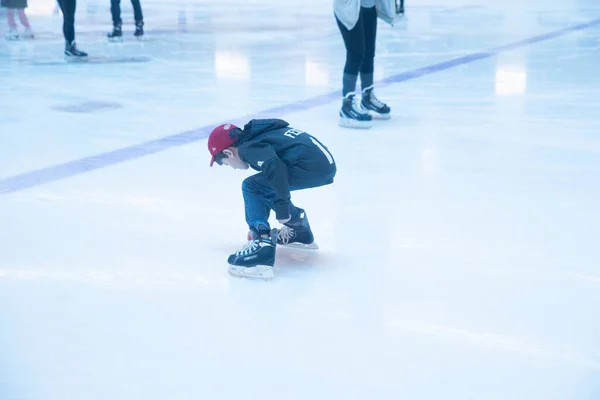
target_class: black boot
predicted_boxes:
[228,228,278,280]
[134,21,144,39]
[107,24,123,42]
[361,85,391,119]
[339,92,372,129]
[278,209,318,249]
[64,41,88,61]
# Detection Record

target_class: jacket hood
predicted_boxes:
[236,119,290,144]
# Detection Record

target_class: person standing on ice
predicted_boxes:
[56,0,87,60]
[207,119,337,280]
[2,0,33,40]
[334,0,400,128]
[107,0,144,41]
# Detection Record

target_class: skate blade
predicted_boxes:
[366,110,391,120]
[108,37,123,43]
[338,117,372,129]
[228,265,274,281]
[65,55,89,63]
[279,242,319,250]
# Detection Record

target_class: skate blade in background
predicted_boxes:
[278,242,319,250]
[228,265,274,281]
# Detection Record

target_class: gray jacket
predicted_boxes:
[334,0,401,30]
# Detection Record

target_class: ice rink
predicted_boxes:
[1,0,600,398]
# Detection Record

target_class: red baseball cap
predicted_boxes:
[208,123,239,166]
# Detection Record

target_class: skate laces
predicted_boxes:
[351,97,367,114]
[235,240,259,256]
[343,94,366,116]
[278,226,296,244]
[365,91,385,108]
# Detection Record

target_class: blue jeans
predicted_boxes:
[242,171,335,232]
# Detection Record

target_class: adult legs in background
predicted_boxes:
[359,6,391,119]
[108,0,144,41]
[6,9,17,29]
[56,0,74,43]
[4,8,32,39]
[130,0,143,24]
[110,0,122,25]
[359,6,377,92]
[336,11,365,96]
[110,0,143,24]
[5,9,18,40]
[56,0,87,59]
[336,10,372,128]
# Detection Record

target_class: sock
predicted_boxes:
[343,73,359,97]
[360,73,374,92]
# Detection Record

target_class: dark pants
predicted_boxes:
[56,0,76,43]
[242,165,336,232]
[336,6,378,95]
[111,0,144,25]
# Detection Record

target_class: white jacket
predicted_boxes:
[334,0,401,31]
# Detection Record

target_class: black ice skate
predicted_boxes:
[339,92,372,129]
[278,209,318,250]
[228,229,278,280]
[134,21,144,39]
[64,41,88,62]
[361,85,391,119]
[107,24,123,42]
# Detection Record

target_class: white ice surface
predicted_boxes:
[1,0,600,399]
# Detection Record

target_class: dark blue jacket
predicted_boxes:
[234,119,335,219]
